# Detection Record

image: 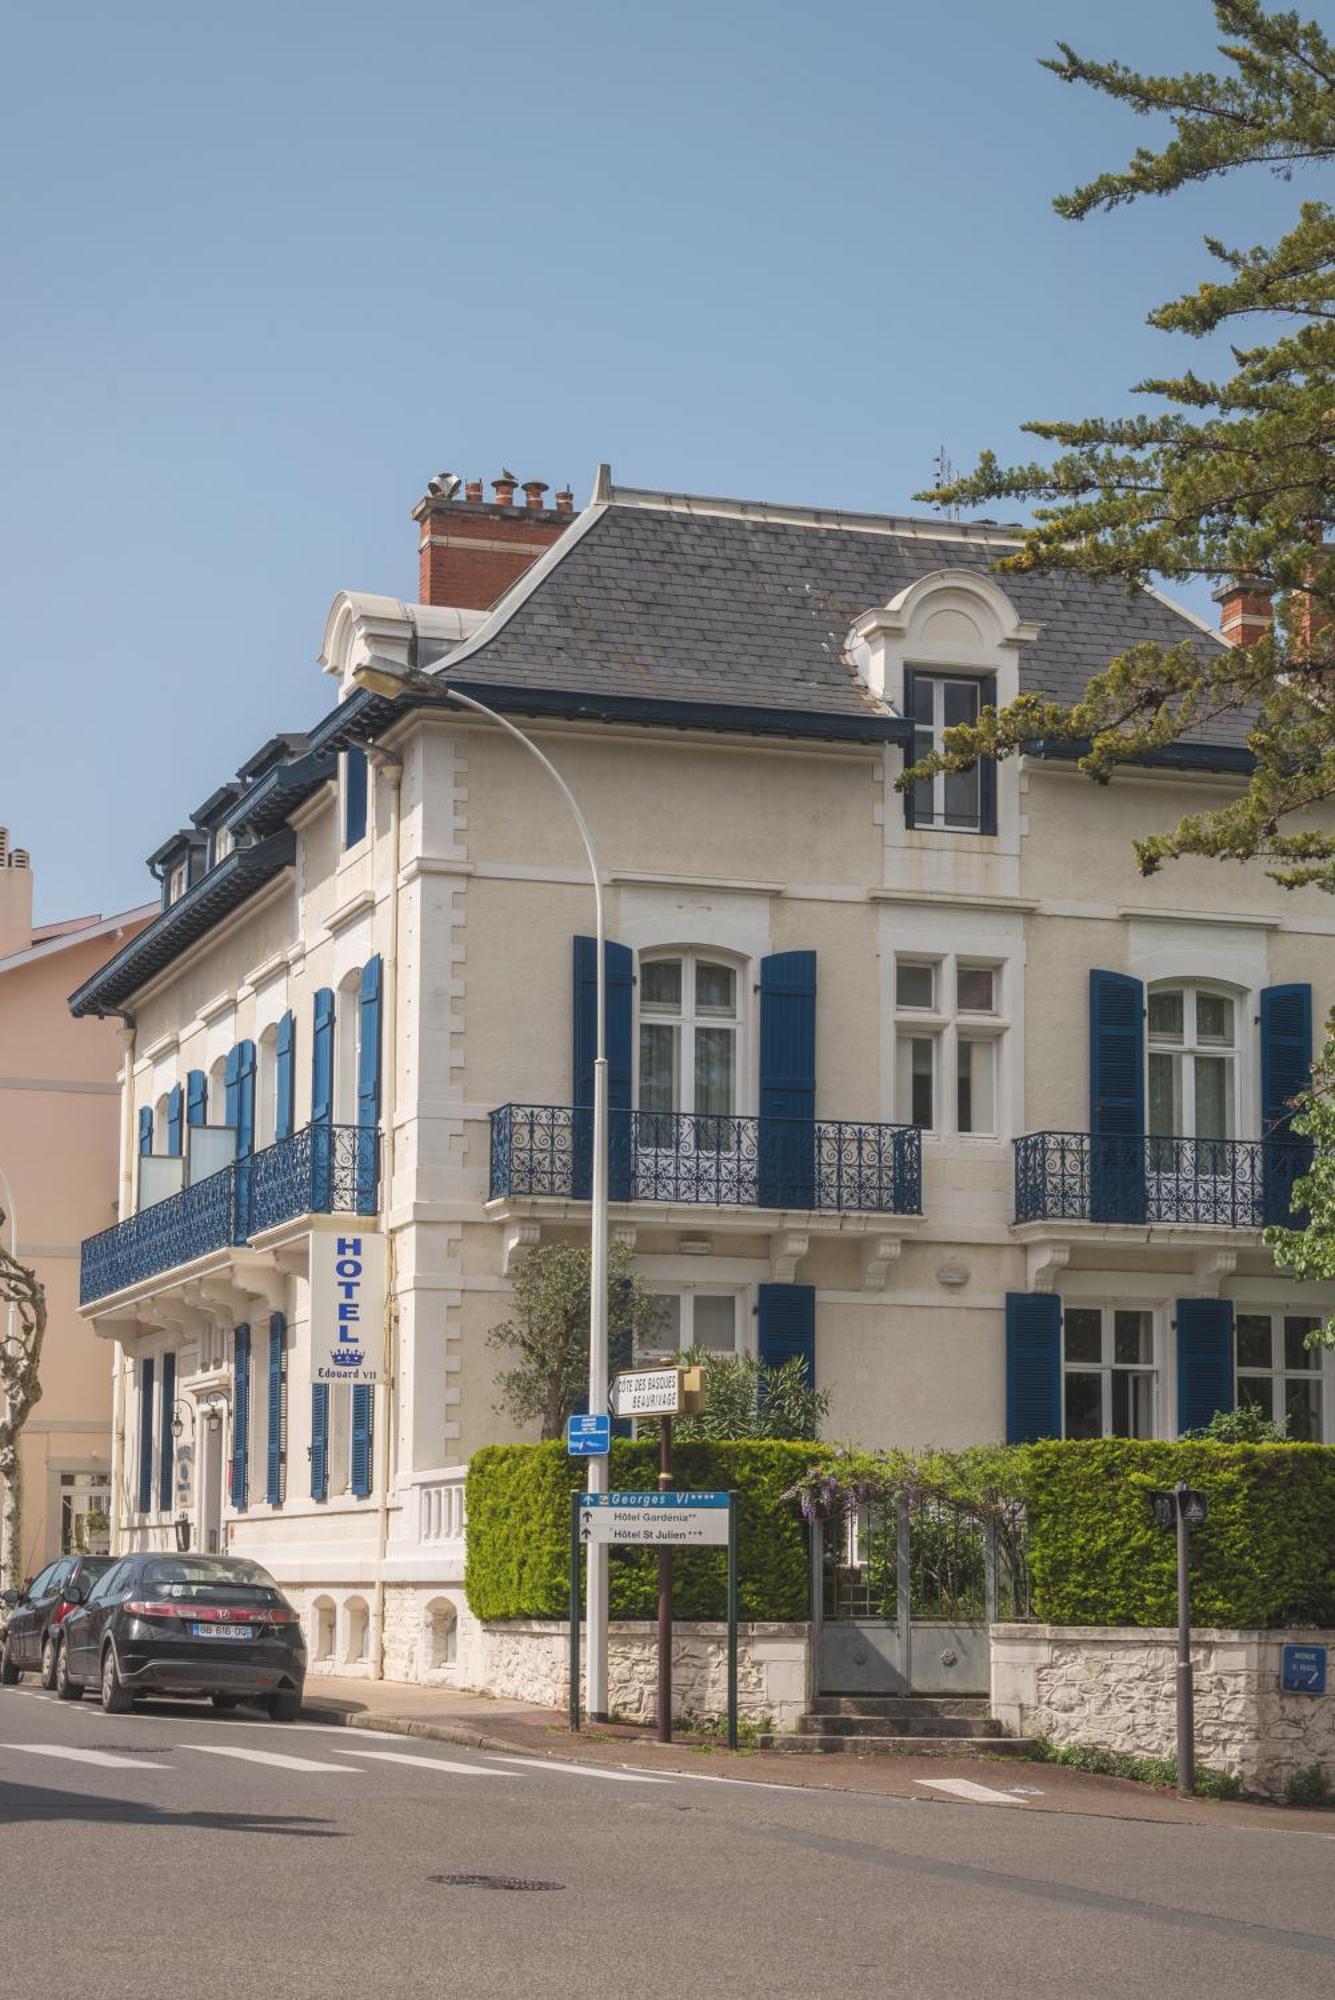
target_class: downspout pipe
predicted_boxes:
[367,746,403,1678]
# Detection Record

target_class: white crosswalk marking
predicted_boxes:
[486,1754,672,1785]
[181,1745,366,1774]
[329,1747,508,1776]
[915,1777,1028,1807]
[2,1743,168,1770]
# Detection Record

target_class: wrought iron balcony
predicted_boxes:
[490,1103,922,1215]
[1014,1130,1308,1229]
[80,1123,379,1306]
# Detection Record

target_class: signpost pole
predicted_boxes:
[726,1492,739,1752]
[657,1415,673,1744]
[569,1490,581,1734]
[1175,1483,1195,1798]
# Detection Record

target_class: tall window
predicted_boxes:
[1147,985,1237,1157]
[893,956,1002,1135]
[1062,1306,1157,1439]
[1236,1312,1324,1440]
[638,955,740,1140]
[638,1290,742,1362]
[256,1025,278,1149]
[908,675,984,831]
[334,971,361,1125]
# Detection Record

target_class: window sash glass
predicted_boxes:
[641,960,682,1012]
[694,1028,735,1119]
[1284,1317,1320,1372]
[956,966,995,1012]
[1196,993,1233,1046]
[1064,1372,1103,1441]
[910,677,983,831]
[1110,1370,1155,1440]
[1194,1056,1230,1142]
[1148,989,1183,1041]
[639,1023,677,1116]
[1064,1309,1102,1366]
[896,1035,935,1129]
[695,963,736,1017]
[1148,1052,1180,1139]
[957,1037,995,1135]
[693,1295,738,1353]
[896,962,935,1010]
[1285,1377,1322,1442]
[1236,1314,1273,1371]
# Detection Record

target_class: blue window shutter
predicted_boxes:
[1088,969,1145,1224]
[138,1106,154,1156]
[186,1069,208,1127]
[978,674,998,836]
[312,990,335,1125]
[902,670,918,830]
[231,1325,250,1511]
[1005,1292,1062,1443]
[311,989,335,1210]
[1177,1298,1235,1433]
[759,951,817,1208]
[232,1039,257,1241]
[350,1384,374,1498]
[757,1283,816,1387]
[310,1383,329,1501]
[1261,983,1313,1225]
[165,1085,184,1157]
[344,746,369,849]
[158,1350,176,1511]
[266,1313,285,1506]
[137,1357,155,1514]
[224,1044,240,1127]
[356,959,383,1216]
[274,1012,296,1142]
[571,937,633,1200]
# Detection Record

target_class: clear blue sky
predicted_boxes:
[2,1,1296,923]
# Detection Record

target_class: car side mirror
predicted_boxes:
[0,1588,19,1608]
[64,1580,89,1606]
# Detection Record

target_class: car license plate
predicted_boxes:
[191,1623,254,1640]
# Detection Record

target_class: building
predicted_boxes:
[0,833,153,1575]
[70,467,1334,1684]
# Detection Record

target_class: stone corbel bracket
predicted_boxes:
[1193,1247,1238,1299]
[502,1219,541,1277]
[769,1231,809,1285]
[861,1234,903,1291]
[1026,1242,1070,1294]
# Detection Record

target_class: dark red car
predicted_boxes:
[1,1555,114,1689]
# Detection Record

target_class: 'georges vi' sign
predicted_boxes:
[311,1230,386,1384]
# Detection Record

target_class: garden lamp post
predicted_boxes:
[350,655,613,1719]
[1148,1481,1210,1796]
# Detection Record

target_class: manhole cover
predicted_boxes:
[429,1874,564,1893]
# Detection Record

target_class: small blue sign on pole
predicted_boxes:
[566,1413,611,1458]
[1281,1644,1327,1695]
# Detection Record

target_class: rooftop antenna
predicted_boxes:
[932,445,961,522]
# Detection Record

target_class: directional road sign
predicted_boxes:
[609,1369,684,1419]
[566,1413,611,1457]
[1281,1644,1327,1694]
[578,1490,730,1547]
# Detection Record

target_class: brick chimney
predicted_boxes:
[1213,576,1274,648]
[412,469,578,610]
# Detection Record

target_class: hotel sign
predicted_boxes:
[311,1230,386,1384]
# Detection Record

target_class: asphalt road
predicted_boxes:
[2,1681,1333,1999]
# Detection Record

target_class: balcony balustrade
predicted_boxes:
[1014,1130,1308,1230]
[490,1103,922,1215]
[81,1122,379,1306]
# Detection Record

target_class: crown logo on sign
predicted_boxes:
[332,1345,364,1368]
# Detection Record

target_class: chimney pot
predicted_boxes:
[492,472,518,507]
[555,486,574,514]
[464,478,483,504]
[522,480,549,511]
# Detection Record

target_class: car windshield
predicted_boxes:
[143,1558,279,1597]
[73,1558,114,1582]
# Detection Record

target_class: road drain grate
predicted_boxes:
[429,1874,564,1893]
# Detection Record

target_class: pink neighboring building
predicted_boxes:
[0,830,153,1574]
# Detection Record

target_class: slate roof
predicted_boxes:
[425,492,1236,740]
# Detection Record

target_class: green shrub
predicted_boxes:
[1024,1440,1335,1628]
[1033,1737,1241,1798]
[1284,1762,1335,1808]
[466,1439,821,1623]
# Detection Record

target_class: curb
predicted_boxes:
[300,1702,532,1757]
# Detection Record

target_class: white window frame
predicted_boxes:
[1147,980,1242,1144]
[1061,1302,1161,1440]
[166,861,187,905]
[212,824,234,867]
[892,953,1008,1137]
[635,951,747,1121]
[908,673,986,832]
[637,1285,749,1364]
[1234,1309,1327,1441]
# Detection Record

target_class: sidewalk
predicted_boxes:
[300,1674,1335,1835]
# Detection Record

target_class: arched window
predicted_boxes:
[344,1596,369,1665]
[312,1597,336,1663]
[638,953,743,1137]
[425,1598,457,1671]
[1147,983,1239,1152]
[255,1024,278,1150]
[207,1055,228,1122]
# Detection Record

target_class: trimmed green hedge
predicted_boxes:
[1025,1440,1335,1628]
[466,1440,818,1622]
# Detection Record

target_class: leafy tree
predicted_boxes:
[0,1213,47,1592]
[912,3,1335,891]
[487,1240,667,1440]
[672,1348,830,1443]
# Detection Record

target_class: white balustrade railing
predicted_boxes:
[417,1467,468,1548]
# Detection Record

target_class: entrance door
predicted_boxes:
[197,1410,225,1554]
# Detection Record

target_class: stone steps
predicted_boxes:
[760,1732,1039,1758]
[762,1691,1033,1757]
[798,1712,1006,1739]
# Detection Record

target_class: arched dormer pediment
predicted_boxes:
[318,590,486,701]
[847,568,1041,705]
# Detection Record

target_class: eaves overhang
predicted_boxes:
[68,829,297,1019]
[1026,736,1254,777]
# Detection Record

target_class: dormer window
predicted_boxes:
[904,672,995,834]
[212,824,234,867]
[166,861,188,905]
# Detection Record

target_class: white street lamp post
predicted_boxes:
[351,658,612,1719]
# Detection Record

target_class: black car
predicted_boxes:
[1,1556,115,1689]
[56,1553,306,1719]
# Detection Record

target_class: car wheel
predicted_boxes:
[267,1687,302,1722]
[211,1694,240,1711]
[0,1635,19,1686]
[55,1640,83,1701]
[39,1634,59,1690]
[100,1644,133,1715]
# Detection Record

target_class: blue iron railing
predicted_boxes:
[80,1123,379,1305]
[490,1104,922,1214]
[1014,1130,1308,1229]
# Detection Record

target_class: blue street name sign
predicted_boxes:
[566,1413,611,1457]
[1281,1644,1327,1695]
